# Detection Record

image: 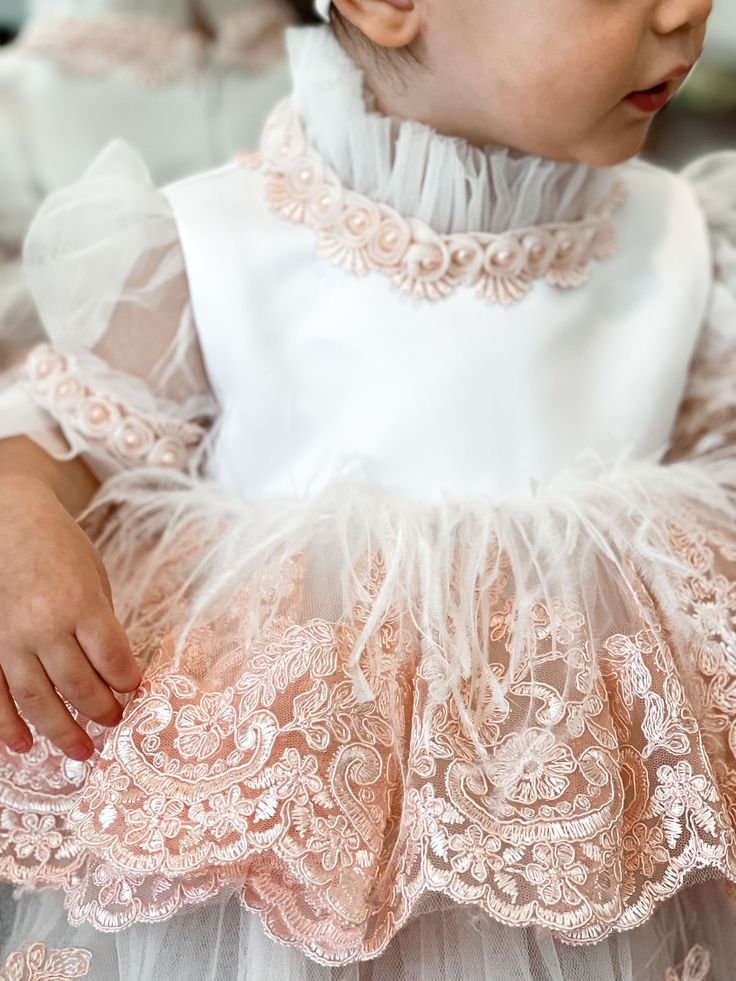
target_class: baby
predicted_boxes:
[0,1,732,979]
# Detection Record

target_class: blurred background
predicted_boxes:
[647,0,736,165]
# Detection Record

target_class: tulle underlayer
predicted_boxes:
[0,879,728,980]
[3,458,736,969]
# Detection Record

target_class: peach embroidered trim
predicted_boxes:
[24,345,204,472]
[664,945,711,981]
[18,15,206,86]
[0,943,91,981]
[248,101,628,305]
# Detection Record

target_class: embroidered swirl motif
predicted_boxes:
[23,345,204,472]
[1,501,736,964]
[664,944,711,981]
[0,943,92,981]
[248,100,627,306]
[17,16,207,86]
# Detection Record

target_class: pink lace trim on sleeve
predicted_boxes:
[24,345,206,472]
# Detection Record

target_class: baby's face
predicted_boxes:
[413,0,711,164]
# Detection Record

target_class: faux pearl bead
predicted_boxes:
[160,450,178,467]
[490,250,514,268]
[88,405,109,424]
[558,239,573,255]
[123,430,142,449]
[455,249,474,265]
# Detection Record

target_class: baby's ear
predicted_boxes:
[333,0,422,48]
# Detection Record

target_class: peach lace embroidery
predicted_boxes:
[17,15,206,85]
[664,945,711,981]
[2,498,736,964]
[24,345,204,472]
[0,943,91,981]
[248,101,627,306]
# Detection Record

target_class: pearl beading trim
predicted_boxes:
[249,101,628,306]
[24,345,204,472]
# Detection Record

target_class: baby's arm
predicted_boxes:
[0,436,140,762]
[0,141,218,763]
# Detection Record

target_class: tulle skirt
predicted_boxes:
[5,456,736,973]
[0,879,729,980]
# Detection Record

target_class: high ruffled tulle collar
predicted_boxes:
[286,26,619,237]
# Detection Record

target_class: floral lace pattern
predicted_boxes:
[2,495,736,964]
[23,345,205,473]
[249,101,627,306]
[0,943,91,981]
[664,945,711,981]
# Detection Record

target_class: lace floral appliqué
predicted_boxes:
[664,944,711,981]
[249,101,627,306]
[0,943,91,981]
[2,498,736,964]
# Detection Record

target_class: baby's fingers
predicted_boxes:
[4,659,94,761]
[0,668,33,754]
[76,599,141,694]
[40,636,124,728]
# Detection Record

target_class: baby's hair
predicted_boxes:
[284,0,322,24]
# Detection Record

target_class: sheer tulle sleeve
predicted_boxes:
[668,152,736,461]
[0,141,218,480]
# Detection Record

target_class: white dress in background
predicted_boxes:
[1,25,736,980]
[0,0,292,404]
[0,0,293,247]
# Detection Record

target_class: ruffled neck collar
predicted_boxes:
[286,26,619,237]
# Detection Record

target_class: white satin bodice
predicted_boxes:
[166,153,710,503]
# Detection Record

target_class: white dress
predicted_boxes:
[1,24,736,981]
[0,0,292,249]
[0,0,293,395]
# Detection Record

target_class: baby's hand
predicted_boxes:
[0,475,141,761]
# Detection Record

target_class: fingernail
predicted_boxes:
[66,744,93,761]
[8,738,30,753]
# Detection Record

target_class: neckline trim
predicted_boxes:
[246,100,628,307]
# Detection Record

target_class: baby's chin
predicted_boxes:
[491,120,654,169]
[567,120,657,168]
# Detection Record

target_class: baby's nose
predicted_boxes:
[652,0,713,35]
